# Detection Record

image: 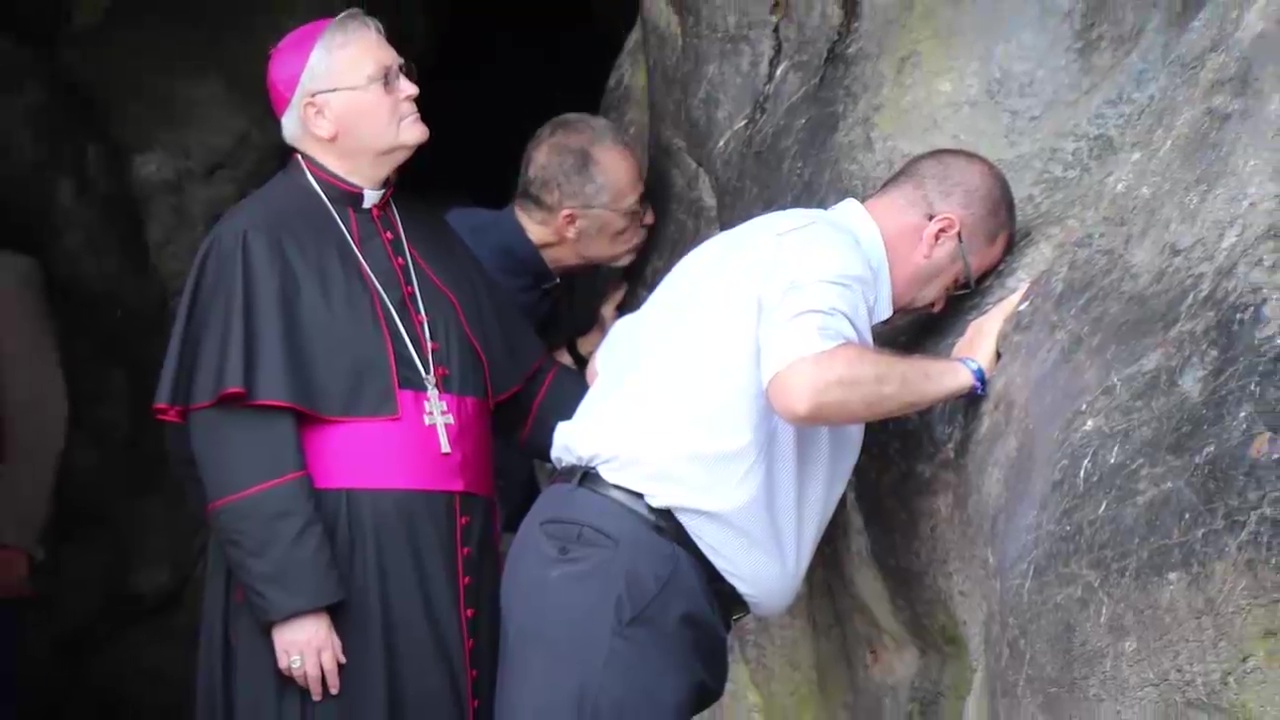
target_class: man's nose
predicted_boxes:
[401,77,420,100]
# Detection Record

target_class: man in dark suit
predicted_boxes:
[446,112,653,533]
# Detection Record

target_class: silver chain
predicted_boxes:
[298,158,438,388]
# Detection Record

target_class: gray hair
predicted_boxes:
[514,113,632,212]
[279,8,386,146]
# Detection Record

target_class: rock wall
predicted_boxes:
[601,0,1278,717]
[2,0,1274,716]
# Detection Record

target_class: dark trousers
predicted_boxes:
[495,481,730,719]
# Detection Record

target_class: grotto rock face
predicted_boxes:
[1,0,1273,715]
[602,0,1278,717]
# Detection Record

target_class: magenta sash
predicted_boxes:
[299,389,494,498]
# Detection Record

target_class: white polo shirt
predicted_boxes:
[549,199,894,617]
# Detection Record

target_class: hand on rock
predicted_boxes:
[950,282,1030,375]
[272,610,346,701]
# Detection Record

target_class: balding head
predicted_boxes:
[515,113,633,211]
[872,148,1016,252]
[513,113,653,270]
[864,148,1017,314]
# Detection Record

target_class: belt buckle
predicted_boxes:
[713,581,749,625]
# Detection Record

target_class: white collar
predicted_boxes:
[827,198,895,324]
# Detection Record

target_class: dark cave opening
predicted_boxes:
[0,0,637,717]
[404,0,638,206]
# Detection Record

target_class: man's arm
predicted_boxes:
[552,329,600,371]
[186,404,344,624]
[550,283,623,371]
[493,359,588,461]
[757,226,983,427]
[767,345,973,426]
[763,265,1028,427]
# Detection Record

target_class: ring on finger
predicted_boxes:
[289,655,304,671]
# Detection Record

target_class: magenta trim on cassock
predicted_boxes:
[266,18,332,119]
[300,390,495,498]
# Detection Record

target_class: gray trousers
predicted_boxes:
[495,481,729,719]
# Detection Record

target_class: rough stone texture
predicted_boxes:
[2,0,1275,716]
[601,0,1278,717]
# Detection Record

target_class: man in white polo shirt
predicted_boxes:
[494,148,1028,719]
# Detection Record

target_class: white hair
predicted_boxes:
[279,8,386,146]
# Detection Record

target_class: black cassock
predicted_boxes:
[153,154,585,720]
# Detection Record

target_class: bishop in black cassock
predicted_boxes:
[152,11,585,720]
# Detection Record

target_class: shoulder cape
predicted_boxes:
[152,168,547,423]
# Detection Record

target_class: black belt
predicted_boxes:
[551,466,750,628]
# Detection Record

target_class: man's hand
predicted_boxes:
[950,283,1030,374]
[585,282,627,378]
[598,282,627,330]
[0,547,31,599]
[272,610,346,701]
[556,282,630,373]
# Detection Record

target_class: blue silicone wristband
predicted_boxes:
[956,357,987,396]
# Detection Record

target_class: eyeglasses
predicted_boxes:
[576,192,651,225]
[520,189,651,226]
[311,60,416,97]
[950,231,977,296]
[928,213,976,297]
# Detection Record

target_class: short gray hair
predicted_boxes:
[279,8,386,146]
[871,148,1017,252]
[514,113,632,212]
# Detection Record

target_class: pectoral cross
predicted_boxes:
[423,387,454,454]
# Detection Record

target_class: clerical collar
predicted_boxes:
[291,153,395,212]
[361,188,386,209]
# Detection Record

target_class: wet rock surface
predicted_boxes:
[602,0,1278,716]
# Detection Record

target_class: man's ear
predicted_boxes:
[557,208,582,241]
[302,97,337,141]
[921,213,959,259]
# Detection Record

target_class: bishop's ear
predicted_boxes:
[301,97,339,141]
